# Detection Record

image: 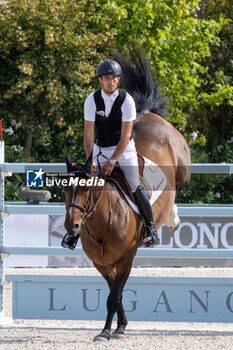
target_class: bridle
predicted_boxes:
[66,183,104,225]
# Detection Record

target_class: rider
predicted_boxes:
[84,59,159,247]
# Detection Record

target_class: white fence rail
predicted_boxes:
[1,162,233,174]
[2,246,233,259]
[3,204,233,216]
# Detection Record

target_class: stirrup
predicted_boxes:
[142,227,160,247]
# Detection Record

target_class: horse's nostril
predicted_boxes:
[74,223,79,230]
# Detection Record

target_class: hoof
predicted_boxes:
[93,332,110,342]
[169,220,181,232]
[111,331,126,339]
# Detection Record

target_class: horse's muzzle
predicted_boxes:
[61,233,79,250]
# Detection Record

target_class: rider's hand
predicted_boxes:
[100,160,115,177]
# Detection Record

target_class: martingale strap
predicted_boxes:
[81,184,105,224]
[95,147,110,170]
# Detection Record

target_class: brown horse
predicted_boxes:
[63,48,191,341]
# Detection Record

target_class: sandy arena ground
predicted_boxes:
[1,267,233,349]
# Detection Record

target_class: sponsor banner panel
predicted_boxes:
[49,215,233,267]
[48,215,93,267]
[6,274,233,322]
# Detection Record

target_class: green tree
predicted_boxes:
[95,0,233,204]
[192,0,233,156]
[0,0,112,161]
[94,0,230,141]
[176,0,233,205]
[1,0,229,156]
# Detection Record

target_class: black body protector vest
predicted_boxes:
[94,89,127,147]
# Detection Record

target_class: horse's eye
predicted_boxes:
[84,187,89,193]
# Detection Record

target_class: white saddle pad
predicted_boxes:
[122,156,167,214]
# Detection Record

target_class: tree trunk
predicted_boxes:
[25,132,32,158]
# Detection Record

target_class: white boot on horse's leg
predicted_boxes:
[165,204,180,232]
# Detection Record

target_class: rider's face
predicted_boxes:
[98,75,120,96]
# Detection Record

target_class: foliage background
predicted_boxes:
[0,0,232,203]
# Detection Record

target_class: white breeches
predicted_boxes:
[93,139,140,192]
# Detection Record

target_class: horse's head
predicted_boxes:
[63,152,93,237]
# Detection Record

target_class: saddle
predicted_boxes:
[106,155,152,203]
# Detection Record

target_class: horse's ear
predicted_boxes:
[66,152,72,173]
[85,152,93,172]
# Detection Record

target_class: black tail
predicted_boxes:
[113,46,166,118]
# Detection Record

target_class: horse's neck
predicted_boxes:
[89,183,120,227]
[92,181,112,214]
[83,182,142,251]
[86,184,113,238]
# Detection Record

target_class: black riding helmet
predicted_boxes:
[96,59,122,77]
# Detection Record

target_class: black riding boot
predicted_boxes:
[133,185,160,247]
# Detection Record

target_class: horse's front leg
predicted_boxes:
[93,262,129,340]
[112,267,133,338]
[111,296,128,338]
[94,261,133,342]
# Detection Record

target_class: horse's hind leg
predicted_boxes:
[165,203,180,231]
[165,187,181,232]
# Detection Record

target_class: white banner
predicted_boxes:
[4,215,48,267]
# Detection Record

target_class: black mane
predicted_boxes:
[113,46,166,118]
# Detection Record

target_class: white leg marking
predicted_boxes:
[165,204,180,231]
